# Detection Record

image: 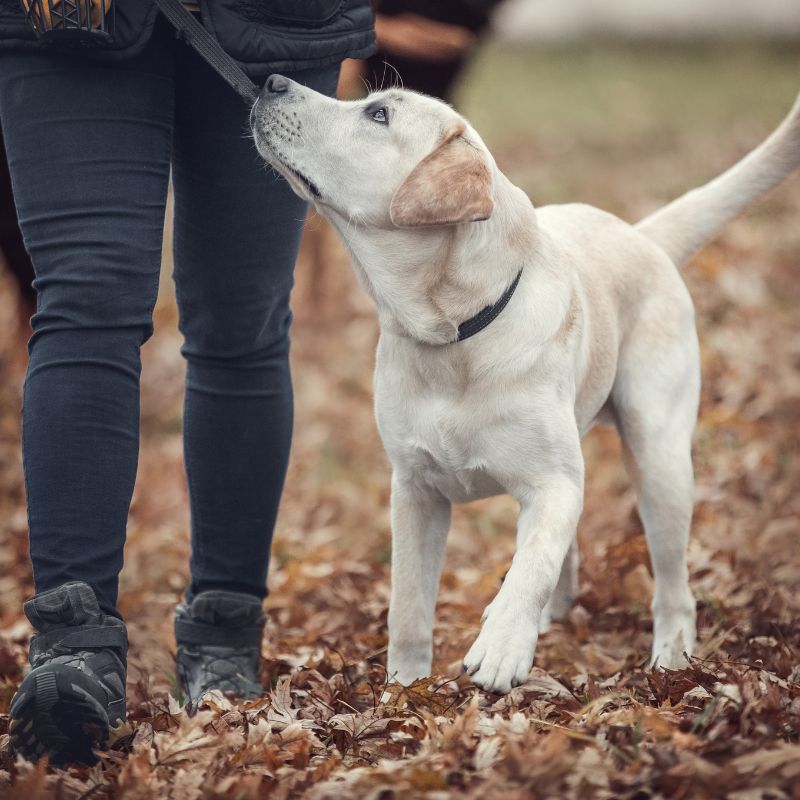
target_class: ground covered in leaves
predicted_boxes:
[0,42,799,799]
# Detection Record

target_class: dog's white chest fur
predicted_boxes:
[374,319,573,507]
[404,395,505,503]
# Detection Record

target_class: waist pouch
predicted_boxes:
[19,0,114,46]
[8,1,376,75]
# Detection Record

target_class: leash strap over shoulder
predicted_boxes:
[153,0,260,105]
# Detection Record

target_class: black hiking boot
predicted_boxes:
[174,590,265,707]
[9,581,128,764]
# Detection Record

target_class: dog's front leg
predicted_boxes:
[387,474,451,685]
[464,471,583,693]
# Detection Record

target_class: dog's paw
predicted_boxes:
[650,615,696,670]
[386,650,433,688]
[462,623,537,694]
[650,633,694,670]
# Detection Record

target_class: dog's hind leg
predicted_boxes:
[386,475,451,685]
[612,313,700,669]
[539,538,579,632]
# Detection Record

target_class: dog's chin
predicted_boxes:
[281,162,322,201]
[253,133,322,202]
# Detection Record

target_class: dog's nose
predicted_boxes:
[265,74,290,94]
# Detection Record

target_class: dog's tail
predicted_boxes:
[636,90,800,268]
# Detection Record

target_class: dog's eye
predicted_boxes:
[370,107,388,124]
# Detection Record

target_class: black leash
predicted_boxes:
[455,268,523,343]
[151,1,518,343]
[153,0,260,105]
[154,0,518,344]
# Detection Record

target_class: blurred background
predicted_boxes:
[1,0,799,702]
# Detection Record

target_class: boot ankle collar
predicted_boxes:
[175,618,263,649]
[29,623,128,665]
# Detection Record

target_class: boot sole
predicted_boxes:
[9,665,110,765]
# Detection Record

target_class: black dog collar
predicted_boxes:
[454,268,523,343]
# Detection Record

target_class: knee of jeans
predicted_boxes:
[26,322,154,387]
[180,296,293,370]
[30,280,157,348]
[29,311,154,355]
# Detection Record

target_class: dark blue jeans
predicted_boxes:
[0,19,338,617]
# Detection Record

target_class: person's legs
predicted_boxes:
[171,44,339,602]
[0,32,174,617]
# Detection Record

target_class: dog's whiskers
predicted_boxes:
[383,61,404,91]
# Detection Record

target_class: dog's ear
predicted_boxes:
[390,127,494,228]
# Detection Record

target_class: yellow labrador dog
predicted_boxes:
[251,75,800,693]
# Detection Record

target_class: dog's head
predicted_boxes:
[250,75,495,229]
